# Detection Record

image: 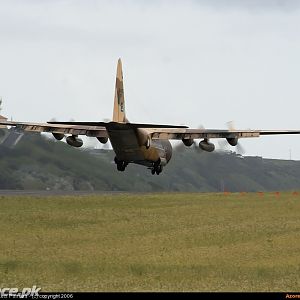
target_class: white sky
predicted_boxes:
[1,0,300,159]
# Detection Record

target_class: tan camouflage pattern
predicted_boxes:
[113,58,126,123]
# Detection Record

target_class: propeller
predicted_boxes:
[85,137,100,149]
[85,118,112,150]
[174,140,205,153]
[174,124,205,153]
[173,142,186,153]
[192,140,204,153]
[218,142,246,155]
[218,121,245,155]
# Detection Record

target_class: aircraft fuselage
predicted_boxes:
[107,125,172,173]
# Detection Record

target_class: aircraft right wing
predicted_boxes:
[0,120,108,137]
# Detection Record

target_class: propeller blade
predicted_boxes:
[217,139,230,152]
[193,140,204,153]
[221,121,246,155]
[226,120,235,131]
[173,142,186,153]
[236,142,246,155]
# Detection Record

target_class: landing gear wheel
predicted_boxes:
[115,157,128,172]
[151,164,163,175]
[156,165,162,175]
[117,163,126,171]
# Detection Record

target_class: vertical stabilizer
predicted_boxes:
[113,58,126,122]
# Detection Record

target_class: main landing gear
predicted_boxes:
[114,157,128,172]
[114,157,163,175]
[150,163,163,175]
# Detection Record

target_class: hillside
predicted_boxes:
[1,131,300,192]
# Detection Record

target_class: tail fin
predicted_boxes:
[113,58,127,122]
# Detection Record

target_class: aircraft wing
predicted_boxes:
[149,128,300,140]
[2,119,300,140]
[0,120,108,137]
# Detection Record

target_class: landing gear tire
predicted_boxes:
[151,164,162,175]
[156,165,162,175]
[117,163,126,171]
[115,157,127,172]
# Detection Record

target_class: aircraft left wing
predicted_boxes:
[149,128,300,140]
[0,120,108,137]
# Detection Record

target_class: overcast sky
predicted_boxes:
[1,0,300,159]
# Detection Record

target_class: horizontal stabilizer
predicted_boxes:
[47,121,188,129]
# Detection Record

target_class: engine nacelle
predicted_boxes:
[97,137,108,144]
[136,128,151,149]
[66,135,83,147]
[226,137,238,146]
[52,133,65,141]
[199,140,215,152]
[182,138,194,147]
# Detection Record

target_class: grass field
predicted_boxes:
[0,192,300,291]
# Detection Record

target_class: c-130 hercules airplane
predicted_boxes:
[1,59,300,175]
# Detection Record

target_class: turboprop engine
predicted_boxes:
[66,135,83,147]
[182,138,194,147]
[97,137,108,144]
[52,133,65,141]
[199,140,215,152]
[226,137,238,146]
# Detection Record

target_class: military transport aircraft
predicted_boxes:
[1,59,300,175]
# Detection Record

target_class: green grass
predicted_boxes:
[0,192,300,291]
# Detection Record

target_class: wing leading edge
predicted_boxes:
[1,120,300,141]
[150,128,300,140]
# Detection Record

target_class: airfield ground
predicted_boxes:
[0,192,299,291]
